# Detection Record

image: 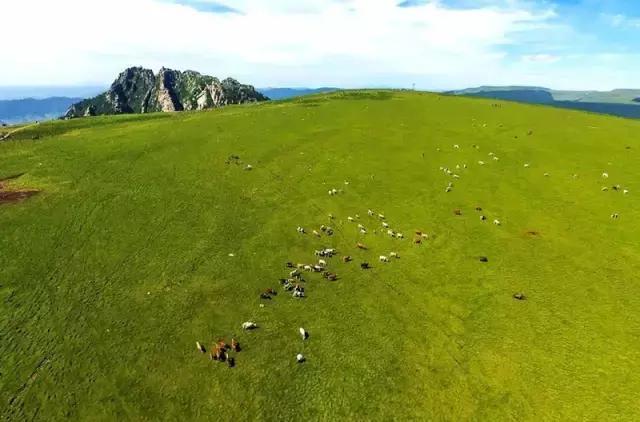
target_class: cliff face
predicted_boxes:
[65,67,268,118]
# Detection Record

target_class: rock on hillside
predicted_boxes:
[65,67,268,118]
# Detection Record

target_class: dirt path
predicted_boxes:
[0,122,39,141]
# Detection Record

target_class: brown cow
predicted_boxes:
[343,255,352,263]
[356,242,367,250]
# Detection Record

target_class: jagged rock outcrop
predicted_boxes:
[65,67,268,118]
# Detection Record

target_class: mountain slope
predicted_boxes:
[65,67,268,118]
[1,91,639,420]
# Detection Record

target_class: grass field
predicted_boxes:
[1,91,639,420]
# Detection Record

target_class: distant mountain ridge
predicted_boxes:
[448,86,640,119]
[65,67,268,118]
[0,97,82,124]
[257,87,338,100]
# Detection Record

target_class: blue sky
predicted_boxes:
[2,0,640,90]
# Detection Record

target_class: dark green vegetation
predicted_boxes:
[1,91,639,420]
[449,86,640,119]
[65,67,267,118]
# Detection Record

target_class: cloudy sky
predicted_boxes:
[2,0,640,90]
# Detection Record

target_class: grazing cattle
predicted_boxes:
[397,233,404,239]
[296,226,305,234]
[343,255,352,263]
[318,259,327,267]
[612,185,621,191]
[260,292,271,300]
[445,187,452,193]
[320,225,327,232]
[357,223,364,229]
[231,338,240,352]
[624,189,629,195]
[602,187,609,191]
[415,230,423,236]
[378,214,385,220]
[245,164,253,171]
[368,209,374,216]
[493,219,501,226]
[312,230,321,237]
[360,262,370,269]
[296,353,305,363]
[453,144,460,149]
[313,265,324,272]
[326,227,334,235]
[544,173,550,177]
[475,207,482,211]
[479,256,488,262]
[611,213,620,219]
[602,172,609,179]
[323,272,338,281]
[360,228,367,234]
[478,161,485,165]
[356,242,367,250]
[196,341,206,353]
[480,215,487,221]
[290,269,301,277]
[304,265,313,272]
[242,322,257,330]
[348,216,354,222]
[387,229,395,237]
[293,290,305,298]
[488,152,494,156]
[453,174,460,178]
[390,252,398,258]
[314,250,323,257]
[355,214,360,219]
[382,222,389,228]
[300,327,308,340]
[524,163,530,168]
[379,255,389,262]
[328,213,334,219]
[286,262,295,268]
[513,293,526,301]
[227,357,235,368]
[454,209,462,216]
[492,157,499,161]
[414,237,422,244]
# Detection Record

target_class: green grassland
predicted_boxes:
[1,91,640,420]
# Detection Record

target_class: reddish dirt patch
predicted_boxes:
[0,176,39,204]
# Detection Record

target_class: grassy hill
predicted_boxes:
[1,91,639,420]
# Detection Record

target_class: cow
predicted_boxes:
[343,255,352,263]
[379,255,389,262]
[196,341,206,353]
[356,242,367,250]
[231,338,240,352]
[242,322,257,330]
[361,262,370,269]
[300,327,308,340]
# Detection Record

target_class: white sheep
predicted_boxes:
[242,322,257,330]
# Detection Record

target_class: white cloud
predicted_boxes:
[522,54,561,63]
[0,0,623,90]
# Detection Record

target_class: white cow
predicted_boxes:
[299,327,308,340]
[602,172,609,179]
[379,255,389,262]
[242,322,257,330]
[493,219,501,226]
[382,222,390,228]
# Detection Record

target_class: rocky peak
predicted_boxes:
[65,67,268,118]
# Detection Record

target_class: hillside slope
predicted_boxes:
[1,92,639,420]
